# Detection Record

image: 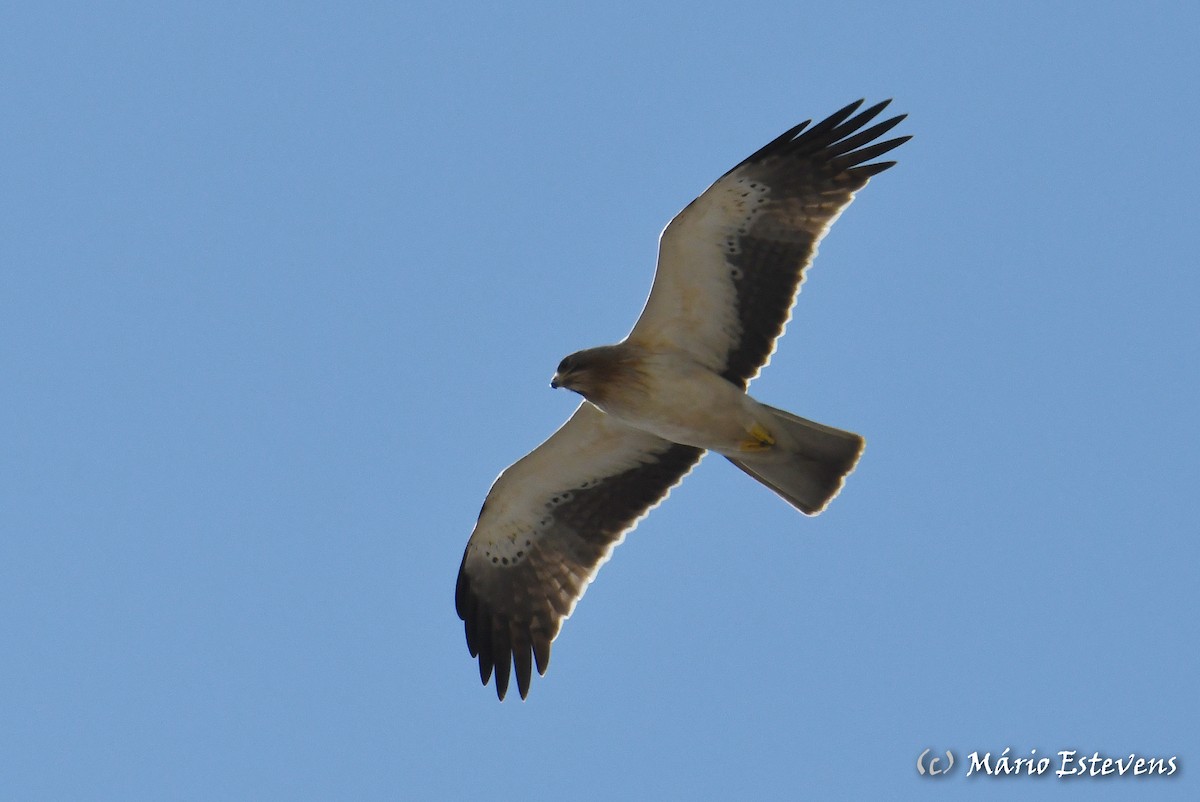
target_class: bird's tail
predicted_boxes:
[725,404,864,515]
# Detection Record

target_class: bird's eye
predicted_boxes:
[557,357,572,373]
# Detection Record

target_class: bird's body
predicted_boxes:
[457,99,910,700]
[559,344,768,454]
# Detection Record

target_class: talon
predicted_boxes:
[739,422,776,452]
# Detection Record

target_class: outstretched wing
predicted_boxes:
[627,99,909,388]
[456,403,703,700]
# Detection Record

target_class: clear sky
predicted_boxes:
[3,2,1197,799]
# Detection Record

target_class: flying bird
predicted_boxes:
[456,99,909,700]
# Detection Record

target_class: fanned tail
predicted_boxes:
[726,404,864,515]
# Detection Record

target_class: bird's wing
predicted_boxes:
[627,99,909,388]
[456,402,703,700]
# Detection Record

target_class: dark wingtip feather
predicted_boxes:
[838,100,893,137]
[459,571,481,658]
[848,160,898,180]
[834,135,911,168]
[471,596,494,686]
[492,623,512,701]
[464,621,479,657]
[532,633,551,676]
[729,118,811,173]
[830,97,869,123]
[479,655,493,686]
[824,114,906,159]
[800,98,866,143]
[514,643,533,700]
[847,98,893,127]
[454,549,471,620]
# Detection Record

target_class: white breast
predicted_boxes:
[589,350,765,452]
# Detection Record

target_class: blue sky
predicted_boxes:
[3,2,1197,799]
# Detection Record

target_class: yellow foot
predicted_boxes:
[739,422,776,452]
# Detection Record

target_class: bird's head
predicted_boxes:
[550,350,592,395]
[550,345,633,402]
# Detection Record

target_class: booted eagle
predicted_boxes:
[456,99,909,700]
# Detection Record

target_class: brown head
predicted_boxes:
[550,345,643,405]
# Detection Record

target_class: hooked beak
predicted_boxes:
[550,372,565,390]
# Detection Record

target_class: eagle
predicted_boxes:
[456,99,909,700]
